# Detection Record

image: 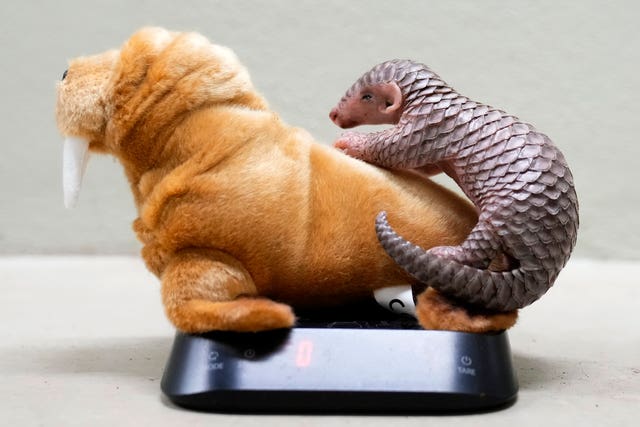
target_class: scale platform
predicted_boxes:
[161,301,518,413]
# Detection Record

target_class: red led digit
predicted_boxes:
[295,340,314,368]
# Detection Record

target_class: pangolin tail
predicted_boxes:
[375,211,549,312]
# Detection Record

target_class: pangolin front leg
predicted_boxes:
[330,59,579,312]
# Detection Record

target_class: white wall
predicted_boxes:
[1,0,637,259]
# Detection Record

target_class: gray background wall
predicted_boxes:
[1,0,638,259]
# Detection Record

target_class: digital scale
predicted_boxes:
[161,299,518,413]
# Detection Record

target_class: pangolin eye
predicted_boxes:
[62,69,68,81]
[361,94,373,101]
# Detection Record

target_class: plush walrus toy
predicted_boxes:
[55,28,517,333]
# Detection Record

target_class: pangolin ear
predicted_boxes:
[378,82,403,114]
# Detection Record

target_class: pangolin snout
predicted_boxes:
[329,107,339,124]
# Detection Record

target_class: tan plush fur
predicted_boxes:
[56,28,516,333]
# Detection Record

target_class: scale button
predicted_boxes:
[460,355,473,366]
[244,349,256,359]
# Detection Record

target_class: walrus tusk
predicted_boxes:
[62,136,90,209]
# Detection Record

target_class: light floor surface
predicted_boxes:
[0,256,638,426]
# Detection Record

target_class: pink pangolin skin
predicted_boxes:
[330,60,579,311]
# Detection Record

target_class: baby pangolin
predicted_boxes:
[330,59,579,311]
